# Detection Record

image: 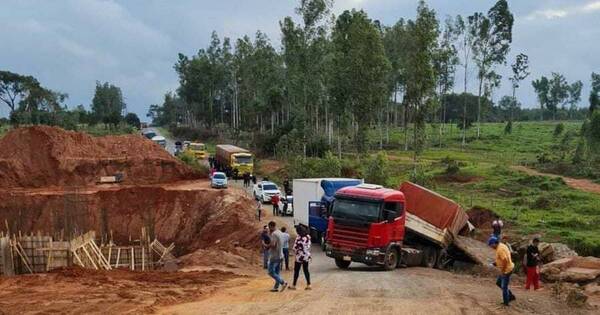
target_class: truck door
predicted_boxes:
[383,201,405,242]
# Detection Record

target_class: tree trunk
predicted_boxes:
[476,75,483,139]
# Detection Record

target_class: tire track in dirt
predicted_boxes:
[511,165,600,195]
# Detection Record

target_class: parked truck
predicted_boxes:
[325,181,469,270]
[293,178,363,246]
[215,144,253,178]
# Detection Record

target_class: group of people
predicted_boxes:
[488,218,542,307]
[260,222,312,292]
[242,172,257,188]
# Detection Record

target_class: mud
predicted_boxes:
[0,126,201,188]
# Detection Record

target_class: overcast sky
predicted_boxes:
[1,0,599,119]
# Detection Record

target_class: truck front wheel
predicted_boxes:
[384,248,399,271]
[335,258,351,269]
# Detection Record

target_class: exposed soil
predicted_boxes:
[467,206,499,229]
[0,266,241,314]
[512,165,600,195]
[0,180,260,256]
[0,126,202,188]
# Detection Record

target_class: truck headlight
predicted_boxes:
[366,249,381,256]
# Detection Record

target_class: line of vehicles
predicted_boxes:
[141,130,473,271]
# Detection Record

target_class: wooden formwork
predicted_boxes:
[0,229,175,276]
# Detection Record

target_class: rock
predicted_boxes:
[584,282,600,295]
[541,256,600,283]
[566,289,588,307]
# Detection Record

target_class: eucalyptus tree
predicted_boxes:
[330,9,390,153]
[469,0,514,138]
[509,53,529,122]
[403,1,439,163]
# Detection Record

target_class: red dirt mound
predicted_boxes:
[0,183,261,256]
[467,206,498,229]
[0,126,201,188]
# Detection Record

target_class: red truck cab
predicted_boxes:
[325,184,406,270]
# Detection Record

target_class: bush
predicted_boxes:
[286,151,341,179]
[178,150,209,176]
[504,121,512,134]
[410,167,433,187]
[364,152,389,186]
[553,123,565,137]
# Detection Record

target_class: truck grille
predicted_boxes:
[330,225,369,249]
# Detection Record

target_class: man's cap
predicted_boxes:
[488,236,499,246]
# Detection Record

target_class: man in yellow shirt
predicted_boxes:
[488,236,516,306]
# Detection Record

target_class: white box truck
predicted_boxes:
[292,178,363,245]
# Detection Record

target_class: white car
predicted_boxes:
[253,181,281,203]
[211,172,228,189]
[151,135,167,148]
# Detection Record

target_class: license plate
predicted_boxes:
[343,255,351,261]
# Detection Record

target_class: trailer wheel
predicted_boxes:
[422,247,438,268]
[384,248,399,271]
[335,258,351,269]
[435,249,449,269]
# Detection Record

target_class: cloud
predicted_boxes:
[526,0,600,20]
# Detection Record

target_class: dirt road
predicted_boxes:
[158,216,591,315]
[512,165,600,194]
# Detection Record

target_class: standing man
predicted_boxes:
[492,218,504,238]
[266,221,288,292]
[280,227,290,271]
[260,225,270,269]
[525,237,542,290]
[488,236,516,307]
[271,193,280,217]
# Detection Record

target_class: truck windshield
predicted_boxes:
[332,198,381,222]
[190,144,205,150]
[234,156,252,164]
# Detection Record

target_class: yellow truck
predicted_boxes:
[215,144,253,178]
[187,142,207,159]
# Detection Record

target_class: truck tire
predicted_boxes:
[435,249,449,270]
[422,247,438,268]
[335,258,351,269]
[384,248,399,271]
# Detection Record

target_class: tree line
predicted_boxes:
[148,0,522,160]
[0,71,141,131]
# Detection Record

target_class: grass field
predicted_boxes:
[376,121,600,256]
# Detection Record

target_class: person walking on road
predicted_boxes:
[525,237,542,290]
[271,194,280,217]
[488,236,516,306]
[289,224,312,290]
[256,200,263,221]
[260,225,270,269]
[280,227,290,271]
[266,221,288,292]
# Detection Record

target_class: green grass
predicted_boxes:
[375,121,600,256]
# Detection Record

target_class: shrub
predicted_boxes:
[504,121,512,134]
[553,123,565,137]
[364,152,389,186]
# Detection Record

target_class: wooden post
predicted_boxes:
[131,247,135,271]
[115,248,121,268]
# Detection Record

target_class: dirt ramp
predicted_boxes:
[0,185,260,256]
[0,126,201,188]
